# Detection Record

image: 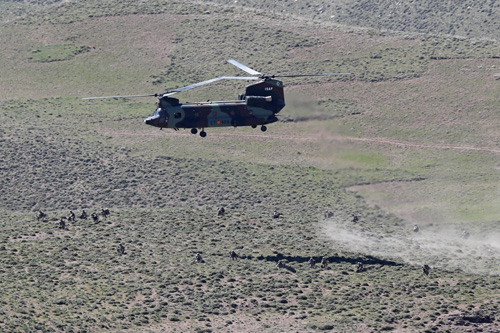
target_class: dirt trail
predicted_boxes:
[342,136,500,154]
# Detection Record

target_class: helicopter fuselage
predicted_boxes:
[145,99,279,128]
[144,79,285,135]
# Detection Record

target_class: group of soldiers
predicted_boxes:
[191,250,432,277]
[287,256,365,273]
[306,256,330,269]
[323,211,359,223]
[192,251,379,275]
[210,208,436,276]
[37,208,124,256]
[413,224,472,240]
[191,250,239,264]
[42,206,437,277]
[36,208,111,231]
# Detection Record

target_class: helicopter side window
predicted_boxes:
[174,112,182,119]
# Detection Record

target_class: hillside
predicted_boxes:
[3,0,500,40]
[1,0,499,331]
[211,0,500,40]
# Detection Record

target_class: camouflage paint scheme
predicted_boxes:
[144,79,285,131]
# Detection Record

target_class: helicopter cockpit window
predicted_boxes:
[174,112,182,119]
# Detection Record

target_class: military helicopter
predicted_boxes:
[84,60,350,137]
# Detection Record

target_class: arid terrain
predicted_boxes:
[1,0,499,331]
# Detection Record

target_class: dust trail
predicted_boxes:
[131,129,500,154]
[322,216,500,275]
[342,136,500,154]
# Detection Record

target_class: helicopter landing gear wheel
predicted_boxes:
[251,124,257,129]
[200,130,207,138]
[261,125,267,132]
[191,128,198,135]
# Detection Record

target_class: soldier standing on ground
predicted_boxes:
[37,210,47,221]
[102,208,110,218]
[229,250,238,260]
[320,256,329,269]
[423,264,430,276]
[217,207,225,217]
[308,257,316,268]
[193,252,203,264]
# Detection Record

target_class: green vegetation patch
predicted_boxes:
[28,44,90,63]
[338,150,387,169]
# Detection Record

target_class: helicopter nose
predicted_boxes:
[144,115,159,125]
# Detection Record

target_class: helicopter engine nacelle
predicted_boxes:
[246,95,272,107]
[245,79,285,113]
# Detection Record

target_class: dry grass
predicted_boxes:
[1,0,500,331]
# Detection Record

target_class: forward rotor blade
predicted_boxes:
[85,75,261,100]
[222,76,261,81]
[83,94,158,100]
[228,59,262,76]
[273,73,352,78]
[168,76,259,94]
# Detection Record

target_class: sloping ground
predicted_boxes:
[0,98,416,212]
[3,0,500,40]
[2,208,499,332]
[1,0,500,331]
[211,0,500,40]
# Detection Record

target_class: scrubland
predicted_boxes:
[1,0,499,331]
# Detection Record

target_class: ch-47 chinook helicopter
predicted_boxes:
[84,60,350,137]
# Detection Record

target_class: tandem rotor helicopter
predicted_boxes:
[84,60,350,137]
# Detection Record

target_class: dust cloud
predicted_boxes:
[322,216,500,275]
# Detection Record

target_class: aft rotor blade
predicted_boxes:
[273,73,352,78]
[228,59,262,76]
[169,76,259,94]
[83,93,158,100]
